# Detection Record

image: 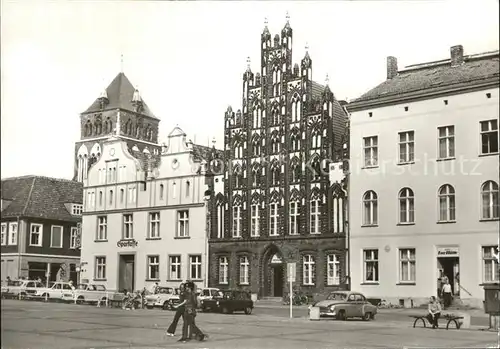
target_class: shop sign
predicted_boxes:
[437,247,459,257]
[117,239,139,248]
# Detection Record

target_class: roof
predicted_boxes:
[1,176,83,222]
[350,50,499,107]
[192,144,224,162]
[311,81,325,100]
[83,72,158,120]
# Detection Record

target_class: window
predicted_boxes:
[8,222,18,245]
[95,256,106,280]
[87,191,95,208]
[30,223,43,246]
[271,167,279,186]
[97,216,107,240]
[219,256,228,284]
[123,214,134,239]
[310,200,320,234]
[399,131,415,163]
[289,201,299,235]
[189,255,202,280]
[109,190,113,205]
[363,136,378,167]
[363,249,379,282]
[252,140,260,156]
[177,210,189,237]
[312,131,321,148]
[291,134,300,152]
[291,163,300,183]
[399,188,415,223]
[480,120,499,155]
[1,223,6,245]
[302,255,315,285]
[239,256,250,285]
[481,181,499,220]
[70,227,78,249]
[232,206,241,237]
[271,136,280,154]
[269,203,278,236]
[438,126,455,159]
[149,212,160,238]
[250,204,260,237]
[159,184,164,200]
[363,191,378,226]
[128,187,136,203]
[438,184,455,222]
[120,189,124,203]
[186,181,190,197]
[217,203,224,238]
[327,254,340,285]
[482,246,499,283]
[148,255,160,280]
[71,204,83,215]
[399,249,416,283]
[169,256,181,280]
[50,225,63,248]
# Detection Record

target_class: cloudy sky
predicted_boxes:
[1,0,498,179]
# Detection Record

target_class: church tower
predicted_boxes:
[74,72,161,182]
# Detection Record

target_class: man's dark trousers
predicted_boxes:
[167,307,184,334]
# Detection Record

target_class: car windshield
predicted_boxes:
[158,288,173,294]
[327,293,347,301]
[215,291,224,298]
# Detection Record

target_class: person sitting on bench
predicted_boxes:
[427,296,442,329]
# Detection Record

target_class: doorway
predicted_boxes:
[272,265,284,297]
[437,257,460,296]
[118,254,135,292]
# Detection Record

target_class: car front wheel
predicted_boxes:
[244,307,252,315]
[336,310,346,321]
[162,301,169,310]
[363,312,372,321]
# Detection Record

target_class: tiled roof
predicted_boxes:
[351,51,499,105]
[192,144,224,162]
[1,176,83,222]
[311,81,325,100]
[83,72,158,120]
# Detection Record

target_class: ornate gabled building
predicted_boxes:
[208,17,350,298]
[74,72,161,182]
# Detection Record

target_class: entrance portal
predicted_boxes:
[263,250,284,298]
[118,254,135,292]
[437,247,460,297]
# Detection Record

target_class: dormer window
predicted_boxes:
[71,204,83,216]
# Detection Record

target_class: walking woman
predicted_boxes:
[165,283,186,337]
[174,281,207,343]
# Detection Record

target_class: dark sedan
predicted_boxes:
[201,290,253,315]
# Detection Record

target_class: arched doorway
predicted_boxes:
[262,245,285,298]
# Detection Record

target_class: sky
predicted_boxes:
[1,0,499,180]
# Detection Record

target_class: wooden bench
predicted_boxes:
[409,314,464,330]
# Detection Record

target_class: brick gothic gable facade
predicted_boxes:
[208,18,349,298]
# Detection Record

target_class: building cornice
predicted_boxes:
[83,202,205,216]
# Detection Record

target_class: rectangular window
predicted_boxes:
[148,255,160,280]
[177,210,189,237]
[95,256,106,280]
[398,131,415,163]
[97,216,107,240]
[438,126,455,159]
[232,206,241,237]
[189,255,202,280]
[219,256,229,284]
[269,203,278,236]
[149,212,160,238]
[363,136,378,167]
[169,255,181,280]
[87,191,95,208]
[483,246,500,283]
[250,205,260,237]
[30,223,43,246]
[8,222,18,245]
[71,204,83,215]
[310,200,320,234]
[50,225,63,248]
[480,119,499,155]
[302,255,315,285]
[123,214,133,239]
[239,256,249,285]
[327,254,340,285]
[70,227,78,249]
[363,249,379,282]
[1,223,6,245]
[289,202,299,235]
[128,187,136,203]
[399,248,416,283]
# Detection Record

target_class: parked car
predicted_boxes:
[1,280,44,299]
[197,287,221,308]
[73,283,108,304]
[309,291,377,321]
[30,282,75,302]
[201,289,253,315]
[145,286,179,310]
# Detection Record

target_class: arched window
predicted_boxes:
[302,255,315,285]
[172,182,177,199]
[233,167,243,188]
[399,188,415,223]
[312,130,322,149]
[311,157,321,180]
[310,196,320,234]
[120,189,124,203]
[289,196,300,235]
[99,191,103,206]
[217,200,225,238]
[363,191,378,226]
[251,167,259,187]
[253,107,261,128]
[291,133,300,152]
[481,181,499,220]
[232,197,242,238]
[272,105,280,125]
[271,165,280,186]
[109,190,113,205]
[291,160,301,183]
[234,143,243,158]
[159,184,164,200]
[271,135,280,154]
[438,184,455,222]
[95,119,102,135]
[252,139,260,156]
[185,181,190,197]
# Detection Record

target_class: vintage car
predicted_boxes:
[1,280,44,299]
[201,289,253,315]
[145,286,180,310]
[30,281,75,302]
[310,291,377,321]
[197,287,221,304]
[73,283,108,304]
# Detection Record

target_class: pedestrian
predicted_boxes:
[165,283,186,337]
[441,279,453,308]
[150,282,159,295]
[174,281,207,343]
[6,276,12,286]
[426,296,442,329]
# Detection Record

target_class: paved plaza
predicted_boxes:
[1,299,498,349]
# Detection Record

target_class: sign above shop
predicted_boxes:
[117,239,139,248]
[437,247,459,257]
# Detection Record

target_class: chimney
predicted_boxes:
[387,56,398,80]
[450,45,464,66]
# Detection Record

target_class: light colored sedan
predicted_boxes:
[310,291,377,321]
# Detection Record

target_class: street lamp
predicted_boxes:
[203,190,212,289]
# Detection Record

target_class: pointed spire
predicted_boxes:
[120,54,124,73]
[246,57,251,72]
[283,11,291,30]
[325,74,330,86]
[303,42,311,61]
[262,17,271,38]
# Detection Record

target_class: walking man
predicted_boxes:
[442,279,453,309]
[165,283,186,337]
[174,281,207,343]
